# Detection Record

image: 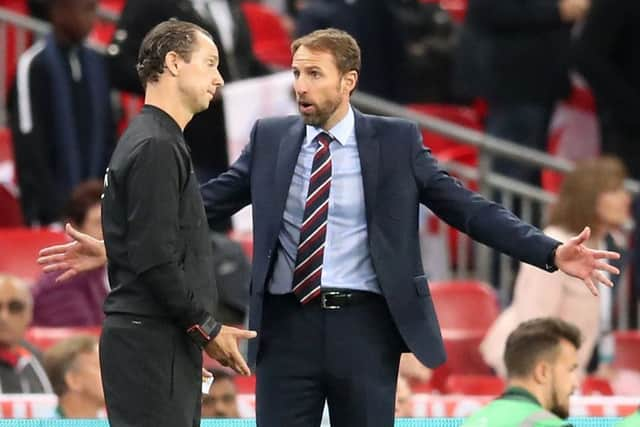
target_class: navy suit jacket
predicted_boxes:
[200,109,560,367]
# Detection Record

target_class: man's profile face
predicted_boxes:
[292,46,350,128]
[547,339,579,419]
[176,31,224,114]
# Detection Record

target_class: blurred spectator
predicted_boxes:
[8,0,114,226]
[201,369,240,418]
[399,352,432,384]
[574,0,640,181]
[295,0,457,103]
[455,0,588,186]
[43,335,104,418]
[107,0,270,218]
[395,374,413,418]
[0,274,53,393]
[481,157,631,377]
[31,180,108,327]
[463,318,580,426]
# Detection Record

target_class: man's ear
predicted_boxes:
[532,360,551,385]
[164,51,180,77]
[342,70,358,94]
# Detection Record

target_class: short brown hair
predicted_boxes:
[136,19,212,88]
[43,335,98,396]
[504,318,581,379]
[548,156,627,234]
[63,179,103,226]
[291,28,361,75]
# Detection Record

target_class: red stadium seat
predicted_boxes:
[241,2,292,68]
[25,326,102,352]
[234,375,256,394]
[613,331,640,372]
[429,280,500,332]
[445,374,505,395]
[0,228,67,284]
[0,186,23,227]
[581,376,614,396]
[428,281,499,390]
[0,0,32,94]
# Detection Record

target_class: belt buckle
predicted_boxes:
[321,291,342,310]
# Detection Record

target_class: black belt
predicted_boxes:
[318,289,379,310]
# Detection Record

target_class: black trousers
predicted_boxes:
[100,314,202,427]
[256,292,405,427]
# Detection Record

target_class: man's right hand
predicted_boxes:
[37,223,107,281]
[205,325,257,376]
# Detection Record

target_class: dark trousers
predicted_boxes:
[100,314,202,427]
[255,292,405,427]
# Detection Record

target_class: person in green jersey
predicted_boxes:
[463,318,581,427]
[617,408,640,426]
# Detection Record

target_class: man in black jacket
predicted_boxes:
[107,0,269,231]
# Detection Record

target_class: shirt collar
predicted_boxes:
[305,105,355,146]
[501,386,543,407]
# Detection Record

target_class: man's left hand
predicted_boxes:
[555,226,621,296]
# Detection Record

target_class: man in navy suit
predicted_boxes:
[39,28,619,427]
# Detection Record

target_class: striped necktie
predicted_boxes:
[292,132,333,304]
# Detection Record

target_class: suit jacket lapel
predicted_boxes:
[273,119,306,232]
[354,110,379,224]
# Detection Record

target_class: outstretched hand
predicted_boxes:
[555,226,621,296]
[37,223,107,282]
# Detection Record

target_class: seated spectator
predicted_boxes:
[481,157,631,377]
[395,374,413,418]
[0,274,52,393]
[43,335,104,418]
[201,369,240,418]
[462,318,580,426]
[31,180,108,327]
[8,0,113,226]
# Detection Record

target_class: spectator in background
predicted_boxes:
[31,180,108,327]
[0,275,52,393]
[201,369,240,418]
[395,374,413,418]
[574,0,640,181]
[463,318,580,427]
[454,0,589,187]
[481,157,631,377]
[295,0,457,103]
[8,0,113,226]
[107,0,270,223]
[43,335,104,418]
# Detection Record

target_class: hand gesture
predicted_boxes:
[37,223,107,281]
[205,326,257,376]
[555,226,620,296]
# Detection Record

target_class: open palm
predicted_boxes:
[37,224,107,282]
[555,227,620,295]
